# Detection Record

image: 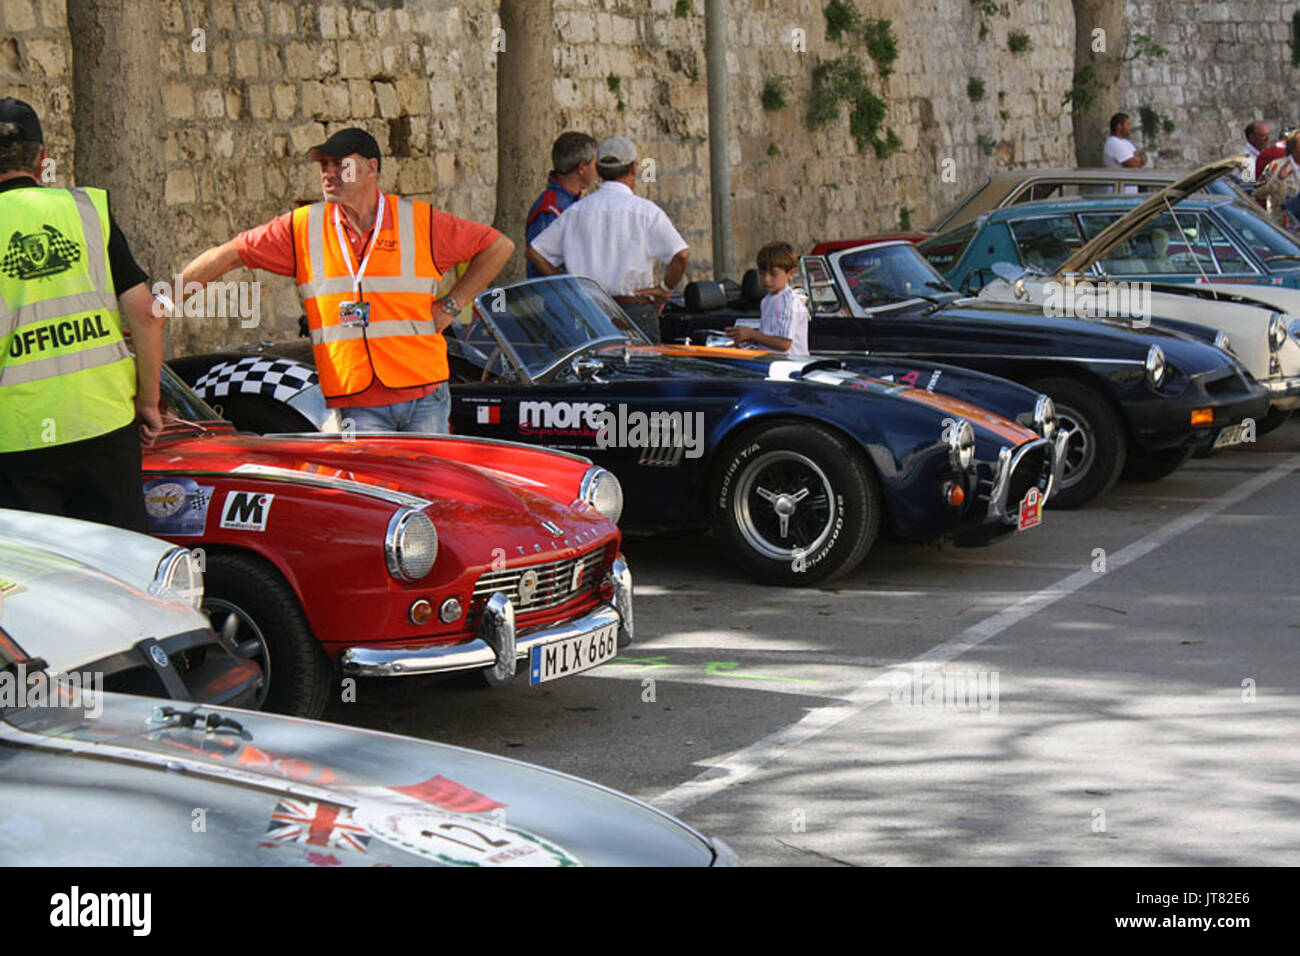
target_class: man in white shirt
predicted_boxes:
[1234,120,1271,182]
[1103,112,1147,170]
[527,136,690,338]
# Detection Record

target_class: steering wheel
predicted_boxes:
[480,347,503,383]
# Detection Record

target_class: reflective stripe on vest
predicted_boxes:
[291,194,446,399]
[0,186,136,452]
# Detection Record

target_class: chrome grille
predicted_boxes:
[1006,443,1052,508]
[473,548,607,613]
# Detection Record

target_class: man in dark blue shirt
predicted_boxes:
[525,132,597,277]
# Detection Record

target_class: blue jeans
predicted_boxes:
[339,382,451,434]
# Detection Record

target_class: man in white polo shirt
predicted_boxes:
[526,136,690,338]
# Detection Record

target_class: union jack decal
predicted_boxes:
[264,799,370,853]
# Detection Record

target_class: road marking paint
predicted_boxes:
[652,454,1300,816]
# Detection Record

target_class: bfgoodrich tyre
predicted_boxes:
[711,423,880,586]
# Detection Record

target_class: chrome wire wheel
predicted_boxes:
[1054,403,1095,491]
[204,597,271,710]
[733,450,837,561]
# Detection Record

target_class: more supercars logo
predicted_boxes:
[1041,279,1151,326]
[518,401,607,436]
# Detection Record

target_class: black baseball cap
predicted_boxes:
[0,98,42,145]
[307,127,381,171]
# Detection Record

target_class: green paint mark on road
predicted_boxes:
[704,662,820,684]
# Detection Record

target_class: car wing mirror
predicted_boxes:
[991,261,1030,299]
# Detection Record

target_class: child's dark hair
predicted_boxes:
[756,241,797,273]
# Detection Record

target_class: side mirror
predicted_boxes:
[990,261,1030,300]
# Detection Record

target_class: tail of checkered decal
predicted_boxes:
[193,356,319,402]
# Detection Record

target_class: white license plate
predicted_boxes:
[529,622,619,685]
[1214,424,1246,449]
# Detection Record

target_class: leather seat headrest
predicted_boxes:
[684,280,727,311]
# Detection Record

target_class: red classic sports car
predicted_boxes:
[142,367,632,718]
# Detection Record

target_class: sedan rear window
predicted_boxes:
[916,223,976,272]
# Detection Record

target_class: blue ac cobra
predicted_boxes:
[171,276,1064,586]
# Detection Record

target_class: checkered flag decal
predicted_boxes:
[193,357,318,403]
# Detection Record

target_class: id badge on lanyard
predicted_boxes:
[335,192,384,329]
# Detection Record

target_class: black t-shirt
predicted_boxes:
[0,176,148,294]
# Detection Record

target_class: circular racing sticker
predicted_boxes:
[349,799,579,867]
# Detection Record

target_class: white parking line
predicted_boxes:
[651,454,1300,816]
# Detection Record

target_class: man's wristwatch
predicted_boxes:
[659,281,673,293]
[439,294,460,317]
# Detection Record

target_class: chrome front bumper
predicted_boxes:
[339,558,634,678]
[986,435,1063,524]
[1264,375,1300,409]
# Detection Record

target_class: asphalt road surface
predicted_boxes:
[326,418,1300,866]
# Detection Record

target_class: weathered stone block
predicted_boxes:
[24,39,67,77]
[272,83,297,120]
[374,81,400,118]
[289,122,326,154]
[349,79,376,117]
[198,87,225,119]
[165,169,197,205]
[324,82,351,119]
[235,39,260,78]
[5,0,37,31]
[163,83,195,119]
[247,84,272,119]
[338,40,365,78]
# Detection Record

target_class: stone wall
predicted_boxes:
[1,0,75,179]
[1117,1,1296,169]
[14,0,1081,354]
[548,0,1077,280]
[148,0,500,353]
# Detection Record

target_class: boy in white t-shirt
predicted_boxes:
[726,241,810,356]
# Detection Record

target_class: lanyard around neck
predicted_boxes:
[334,191,385,293]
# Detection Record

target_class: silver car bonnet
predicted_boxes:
[0,691,719,867]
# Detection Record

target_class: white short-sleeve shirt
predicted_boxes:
[1103,135,1138,168]
[529,181,688,296]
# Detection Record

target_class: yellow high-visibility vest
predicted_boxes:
[0,186,134,452]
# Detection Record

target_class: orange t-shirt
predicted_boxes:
[236,203,499,407]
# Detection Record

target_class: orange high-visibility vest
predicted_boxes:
[291,193,445,398]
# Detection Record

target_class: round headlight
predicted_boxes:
[946,419,975,470]
[1214,330,1233,355]
[1033,395,1057,440]
[151,547,204,609]
[1145,344,1167,388]
[385,508,438,582]
[578,466,624,524]
[1269,312,1288,351]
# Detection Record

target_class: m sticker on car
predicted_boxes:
[219,491,275,531]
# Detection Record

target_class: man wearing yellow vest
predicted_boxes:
[179,128,513,433]
[0,98,165,532]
